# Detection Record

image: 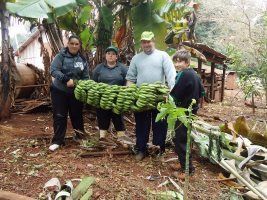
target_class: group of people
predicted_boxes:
[48,31,204,179]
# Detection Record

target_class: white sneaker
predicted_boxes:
[49,144,60,151]
[99,130,107,139]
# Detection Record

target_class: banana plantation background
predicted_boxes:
[1,0,267,119]
[0,0,267,199]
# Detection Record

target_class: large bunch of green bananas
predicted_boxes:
[135,83,169,110]
[113,84,138,114]
[74,80,92,103]
[87,82,108,108]
[74,80,170,113]
[100,84,120,110]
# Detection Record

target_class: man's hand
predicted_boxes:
[67,79,74,87]
[126,80,134,86]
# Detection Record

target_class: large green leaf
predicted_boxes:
[7,0,50,18]
[80,28,91,49]
[100,6,113,31]
[152,0,167,11]
[57,11,78,33]
[46,0,76,17]
[159,2,174,15]
[76,0,88,6]
[78,5,92,25]
[131,2,168,50]
[7,0,77,19]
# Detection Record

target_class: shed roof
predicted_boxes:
[183,42,230,64]
[14,30,40,56]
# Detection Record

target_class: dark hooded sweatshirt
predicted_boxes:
[50,48,89,93]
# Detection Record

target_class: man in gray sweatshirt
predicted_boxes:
[126,31,176,161]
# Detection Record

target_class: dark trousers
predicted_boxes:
[173,110,197,173]
[134,109,167,153]
[51,86,84,145]
[96,108,125,131]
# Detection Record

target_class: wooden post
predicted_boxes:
[210,62,215,101]
[0,1,11,120]
[198,59,204,108]
[197,59,202,75]
[221,64,227,102]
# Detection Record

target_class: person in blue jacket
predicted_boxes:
[49,35,89,151]
[92,46,129,142]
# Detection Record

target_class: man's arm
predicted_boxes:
[162,52,176,89]
[125,57,137,84]
[126,80,134,86]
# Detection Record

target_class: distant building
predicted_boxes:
[14,29,68,70]
[14,30,51,70]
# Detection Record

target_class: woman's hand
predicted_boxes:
[67,79,75,87]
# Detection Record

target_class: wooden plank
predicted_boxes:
[0,191,35,200]
[221,64,227,101]
[15,84,48,89]
[80,150,131,158]
[197,59,202,75]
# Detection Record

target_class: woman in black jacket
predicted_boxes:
[49,35,89,151]
[92,46,129,142]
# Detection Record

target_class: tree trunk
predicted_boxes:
[0,1,11,120]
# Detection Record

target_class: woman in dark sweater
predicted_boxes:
[49,35,89,151]
[92,46,128,141]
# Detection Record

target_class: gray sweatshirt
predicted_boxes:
[126,49,176,88]
[50,48,89,93]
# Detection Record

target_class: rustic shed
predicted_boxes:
[183,42,231,102]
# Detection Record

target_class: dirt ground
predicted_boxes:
[0,89,266,199]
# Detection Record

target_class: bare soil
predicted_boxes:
[0,89,266,199]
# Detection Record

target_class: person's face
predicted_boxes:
[105,51,117,64]
[174,59,189,71]
[67,38,80,54]
[141,40,155,53]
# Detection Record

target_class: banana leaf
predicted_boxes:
[71,177,95,200]
[57,11,78,33]
[220,116,267,147]
[100,6,113,31]
[131,1,168,50]
[149,190,183,200]
[78,5,92,25]
[7,0,77,19]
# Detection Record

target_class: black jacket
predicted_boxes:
[170,68,205,111]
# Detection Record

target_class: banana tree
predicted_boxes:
[163,1,199,46]
[131,0,169,51]
[6,0,82,55]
